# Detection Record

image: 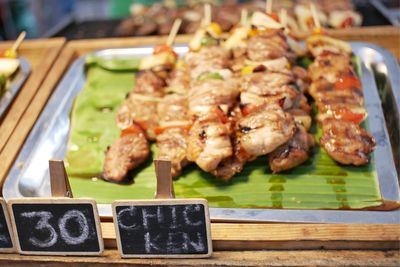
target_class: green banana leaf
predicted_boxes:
[66,58,382,210]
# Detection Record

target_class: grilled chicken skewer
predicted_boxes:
[184,6,240,176]
[103,19,182,182]
[306,29,375,165]
[218,10,314,179]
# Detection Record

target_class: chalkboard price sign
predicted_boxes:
[8,198,104,255]
[0,198,15,253]
[113,199,212,258]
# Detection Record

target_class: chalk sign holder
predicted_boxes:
[8,160,104,256]
[113,159,213,258]
[0,197,15,253]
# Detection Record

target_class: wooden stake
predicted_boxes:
[280,9,288,29]
[49,160,73,198]
[166,18,182,47]
[240,9,248,26]
[10,31,26,53]
[204,3,212,26]
[266,0,273,14]
[310,3,321,29]
[154,159,175,199]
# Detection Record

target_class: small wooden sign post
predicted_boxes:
[0,198,15,253]
[113,159,213,258]
[8,160,104,255]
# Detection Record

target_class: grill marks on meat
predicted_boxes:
[188,78,240,117]
[307,41,375,165]
[247,31,295,63]
[156,94,191,177]
[238,104,296,157]
[320,119,375,165]
[269,124,314,173]
[187,110,233,172]
[103,128,150,183]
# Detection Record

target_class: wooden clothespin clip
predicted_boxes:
[154,159,175,199]
[49,160,73,198]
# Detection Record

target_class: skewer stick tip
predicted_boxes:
[166,18,182,47]
[203,3,212,26]
[266,0,273,14]
[240,9,248,26]
[309,3,321,30]
[11,31,26,53]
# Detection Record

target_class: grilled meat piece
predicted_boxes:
[269,124,314,173]
[184,46,231,79]
[188,78,240,117]
[319,119,376,165]
[103,127,150,183]
[187,110,233,172]
[134,70,166,97]
[240,71,301,110]
[116,70,166,140]
[166,68,190,94]
[156,94,191,177]
[247,30,295,62]
[238,104,296,156]
[157,128,190,178]
[116,93,160,140]
[308,52,355,83]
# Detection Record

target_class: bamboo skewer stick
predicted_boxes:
[280,9,288,30]
[240,9,248,26]
[203,3,212,26]
[265,0,273,14]
[166,18,182,47]
[310,3,321,29]
[10,31,26,53]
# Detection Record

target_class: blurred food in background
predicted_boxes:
[0,0,396,40]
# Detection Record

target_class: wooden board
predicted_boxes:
[102,222,400,250]
[0,38,65,189]
[0,249,398,266]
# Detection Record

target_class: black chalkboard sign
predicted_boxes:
[112,199,212,258]
[8,198,104,255]
[0,198,14,253]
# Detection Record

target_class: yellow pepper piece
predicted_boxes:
[241,65,254,76]
[3,49,17,58]
[248,28,259,37]
[207,22,222,37]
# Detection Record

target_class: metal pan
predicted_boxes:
[0,57,31,119]
[2,43,399,223]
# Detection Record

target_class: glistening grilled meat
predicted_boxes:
[103,124,150,182]
[156,94,191,177]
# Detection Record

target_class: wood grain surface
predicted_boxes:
[0,250,398,266]
[101,222,400,250]
[0,38,65,188]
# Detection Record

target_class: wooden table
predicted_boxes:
[0,26,399,266]
[0,38,65,185]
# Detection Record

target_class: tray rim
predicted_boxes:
[0,57,31,119]
[3,42,400,223]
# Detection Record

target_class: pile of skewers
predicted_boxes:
[116,0,362,39]
[103,2,375,184]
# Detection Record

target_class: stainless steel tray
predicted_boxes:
[0,57,31,119]
[3,43,400,223]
